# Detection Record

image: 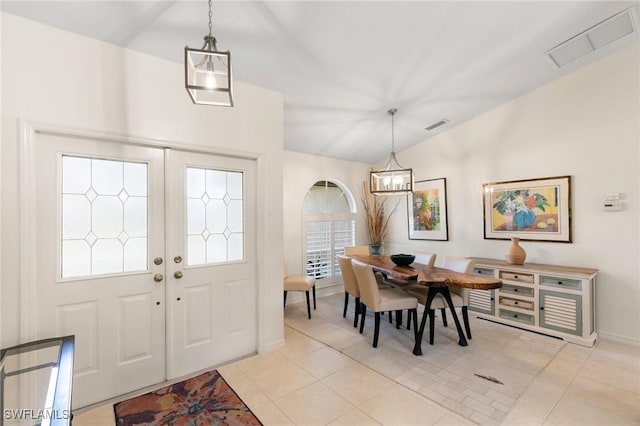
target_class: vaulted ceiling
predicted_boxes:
[2,1,638,163]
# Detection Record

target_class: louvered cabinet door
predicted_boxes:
[539,290,583,336]
[469,289,495,315]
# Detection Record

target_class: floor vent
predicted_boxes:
[545,8,637,68]
[474,373,504,385]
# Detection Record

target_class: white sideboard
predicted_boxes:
[466,257,598,347]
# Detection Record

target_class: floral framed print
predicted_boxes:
[483,175,571,242]
[408,178,448,241]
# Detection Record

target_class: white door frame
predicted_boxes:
[18,119,268,357]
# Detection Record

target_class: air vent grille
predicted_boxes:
[545,8,637,68]
[425,119,449,131]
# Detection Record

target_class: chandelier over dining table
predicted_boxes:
[369,108,414,194]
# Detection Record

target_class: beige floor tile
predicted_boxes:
[220,371,271,409]
[578,356,640,394]
[249,357,317,400]
[544,394,639,426]
[291,346,358,379]
[72,404,114,426]
[433,411,477,426]
[327,408,382,426]
[501,374,568,425]
[274,381,354,425]
[563,375,640,421]
[234,348,290,377]
[322,364,394,405]
[251,402,295,426]
[358,384,451,425]
[277,330,327,359]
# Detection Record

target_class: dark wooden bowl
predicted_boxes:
[390,254,415,266]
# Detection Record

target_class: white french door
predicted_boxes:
[33,133,166,407]
[28,130,257,407]
[165,149,257,379]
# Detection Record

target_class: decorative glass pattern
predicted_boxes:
[61,156,148,278]
[186,168,244,266]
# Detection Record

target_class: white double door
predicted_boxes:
[31,133,257,408]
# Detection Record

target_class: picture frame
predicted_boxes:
[407,178,448,241]
[483,175,571,242]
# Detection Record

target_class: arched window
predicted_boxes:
[303,180,356,281]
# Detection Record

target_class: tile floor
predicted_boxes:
[74,293,640,425]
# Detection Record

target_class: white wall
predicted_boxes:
[283,150,370,296]
[386,43,640,342]
[0,13,285,350]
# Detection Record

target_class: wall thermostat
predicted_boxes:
[603,201,623,211]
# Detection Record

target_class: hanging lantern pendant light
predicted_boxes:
[185,0,234,106]
[370,108,414,194]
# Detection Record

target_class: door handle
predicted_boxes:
[154,273,164,283]
[174,271,183,279]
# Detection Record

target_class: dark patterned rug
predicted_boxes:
[114,370,262,425]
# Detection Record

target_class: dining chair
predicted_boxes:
[344,245,370,256]
[404,257,474,344]
[351,260,418,347]
[283,262,316,319]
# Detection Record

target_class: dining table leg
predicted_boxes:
[412,286,468,356]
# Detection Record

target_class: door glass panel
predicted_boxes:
[186,167,244,266]
[61,156,148,279]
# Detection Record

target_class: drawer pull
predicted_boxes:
[514,288,518,292]
[514,314,518,318]
[558,281,563,285]
[514,275,519,279]
[514,301,518,305]
[540,306,545,310]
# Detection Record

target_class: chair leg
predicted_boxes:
[411,309,418,336]
[395,310,403,329]
[441,308,448,327]
[353,297,360,328]
[407,310,412,330]
[343,293,349,318]
[305,291,311,319]
[359,304,367,334]
[373,312,381,347]
[388,311,393,323]
[312,285,316,310]
[283,291,288,307]
[462,306,472,339]
[429,309,436,345]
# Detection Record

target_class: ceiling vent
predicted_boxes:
[545,8,637,68]
[425,119,449,131]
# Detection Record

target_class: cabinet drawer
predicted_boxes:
[540,275,582,291]
[499,309,534,325]
[499,271,534,284]
[499,296,534,311]
[473,267,495,277]
[501,283,534,297]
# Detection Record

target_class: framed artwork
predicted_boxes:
[407,178,448,241]
[483,175,571,242]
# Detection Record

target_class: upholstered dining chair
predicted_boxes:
[351,259,418,347]
[344,245,370,256]
[337,255,362,327]
[283,262,316,319]
[404,257,474,344]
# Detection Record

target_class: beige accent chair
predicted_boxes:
[344,245,370,255]
[338,255,394,328]
[284,262,316,319]
[351,259,418,347]
[405,257,474,344]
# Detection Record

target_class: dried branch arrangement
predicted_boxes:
[361,181,399,245]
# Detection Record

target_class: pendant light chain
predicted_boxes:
[391,110,396,153]
[208,0,213,38]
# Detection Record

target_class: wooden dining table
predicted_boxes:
[349,255,502,356]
